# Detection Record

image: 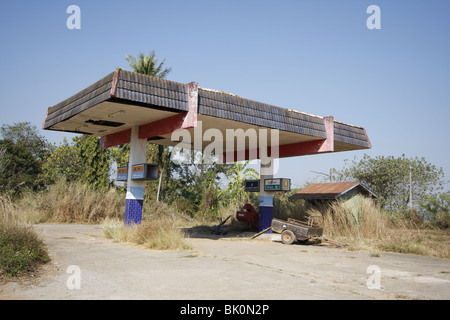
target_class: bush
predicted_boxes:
[0,195,49,277]
[420,192,450,229]
[132,219,191,250]
[101,217,191,251]
[102,199,192,250]
[273,192,308,221]
[15,180,125,224]
[307,195,449,259]
[308,195,389,240]
[434,212,450,229]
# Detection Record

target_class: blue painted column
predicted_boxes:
[124,126,147,225]
[259,159,274,232]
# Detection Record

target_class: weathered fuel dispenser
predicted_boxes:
[131,163,158,180]
[116,164,159,181]
[237,178,291,231]
[264,178,291,191]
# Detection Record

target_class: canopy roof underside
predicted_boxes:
[43,69,371,155]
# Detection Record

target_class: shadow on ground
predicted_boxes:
[180,222,325,247]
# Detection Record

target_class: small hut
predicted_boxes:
[290,181,377,207]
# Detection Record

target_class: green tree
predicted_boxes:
[109,144,129,168]
[164,149,231,218]
[225,161,259,204]
[0,122,52,195]
[419,191,450,228]
[41,137,83,184]
[42,136,110,190]
[125,51,172,78]
[123,50,173,199]
[0,147,7,176]
[335,154,445,213]
[1,122,52,161]
[78,135,110,189]
[0,140,42,195]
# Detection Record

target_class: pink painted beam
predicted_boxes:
[139,81,198,139]
[363,128,372,149]
[99,112,191,149]
[99,112,189,149]
[139,112,188,139]
[220,116,334,162]
[99,128,131,149]
[279,139,330,158]
[277,116,334,158]
[184,81,198,128]
[99,81,198,149]
[110,68,121,98]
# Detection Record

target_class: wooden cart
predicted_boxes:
[271,217,323,245]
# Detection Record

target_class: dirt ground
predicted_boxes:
[1,223,449,300]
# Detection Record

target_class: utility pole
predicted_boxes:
[409,165,413,212]
[156,171,163,202]
[311,169,334,182]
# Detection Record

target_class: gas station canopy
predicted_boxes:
[43,69,371,159]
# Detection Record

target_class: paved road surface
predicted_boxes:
[1,224,449,300]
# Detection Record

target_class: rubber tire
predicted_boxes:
[281,230,296,245]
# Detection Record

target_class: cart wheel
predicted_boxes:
[281,230,295,245]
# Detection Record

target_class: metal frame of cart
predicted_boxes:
[271,217,323,245]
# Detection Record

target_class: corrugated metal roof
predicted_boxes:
[290,182,376,200]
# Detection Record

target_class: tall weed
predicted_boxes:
[101,217,191,250]
[306,195,449,258]
[308,196,389,240]
[15,181,124,223]
[0,194,49,276]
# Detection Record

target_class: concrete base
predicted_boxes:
[6,224,450,300]
[124,199,143,225]
[258,206,273,233]
[256,233,281,241]
[239,231,281,241]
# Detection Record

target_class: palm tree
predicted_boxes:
[125,50,172,200]
[226,161,259,203]
[125,51,172,78]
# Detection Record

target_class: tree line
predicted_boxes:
[0,121,261,219]
[1,120,448,224]
[0,51,448,226]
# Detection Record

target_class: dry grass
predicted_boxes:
[0,194,15,222]
[47,182,124,223]
[101,218,134,243]
[7,182,449,258]
[307,196,450,259]
[11,181,192,251]
[101,217,191,250]
[314,196,389,240]
[131,219,191,250]
[101,195,194,251]
[0,195,49,277]
[15,181,124,224]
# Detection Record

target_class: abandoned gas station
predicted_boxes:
[42,68,371,231]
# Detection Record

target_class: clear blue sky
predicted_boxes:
[1,0,449,189]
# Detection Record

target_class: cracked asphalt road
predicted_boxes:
[1,223,449,300]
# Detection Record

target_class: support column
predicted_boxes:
[259,159,274,233]
[124,126,147,225]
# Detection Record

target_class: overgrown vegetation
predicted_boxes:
[333,154,446,213]
[0,195,49,277]
[15,180,124,224]
[101,218,191,251]
[1,119,449,278]
[1,51,449,276]
[306,195,449,259]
